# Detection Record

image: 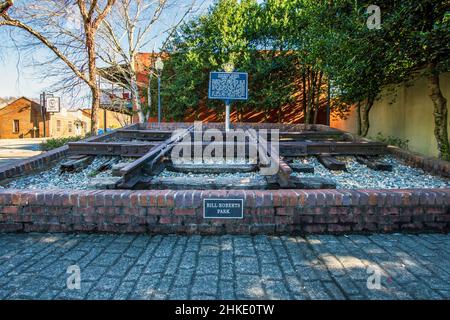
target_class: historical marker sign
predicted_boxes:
[203,199,244,219]
[208,72,248,101]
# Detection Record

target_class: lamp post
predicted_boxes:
[155,57,164,124]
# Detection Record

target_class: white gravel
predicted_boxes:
[171,158,255,165]
[0,157,133,190]
[158,170,261,180]
[1,155,448,190]
[105,138,151,144]
[292,156,450,189]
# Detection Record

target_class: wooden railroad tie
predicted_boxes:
[356,156,393,171]
[290,176,336,189]
[67,141,158,157]
[96,158,117,172]
[60,155,93,173]
[280,141,388,157]
[289,163,315,173]
[166,162,258,174]
[317,155,347,171]
[68,140,389,158]
[116,129,173,141]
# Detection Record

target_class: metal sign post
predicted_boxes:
[39,92,49,138]
[39,92,59,138]
[208,66,248,132]
[225,100,231,131]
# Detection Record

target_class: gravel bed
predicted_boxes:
[104,138,152,144]
[0,157,134,190]
[292,156,450,189]
[1,155,449,190]
[171,158,255,165]
[157,169,262,180]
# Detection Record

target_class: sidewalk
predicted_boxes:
[0,233,448,300]
[0,138,46,167]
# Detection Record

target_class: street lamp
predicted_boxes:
[155,57,164,124]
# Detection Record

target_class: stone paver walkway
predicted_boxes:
[0,233,449,300]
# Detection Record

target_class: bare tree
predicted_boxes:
[0,0,116,134]
[97,0,200,122]
[0,0,13,15]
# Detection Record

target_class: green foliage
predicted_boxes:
[158,0,449,131]
[162,0,298,121]
[40,136,85,151]
[371,132,410,150]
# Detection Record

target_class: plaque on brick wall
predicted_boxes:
[203,199,244,219]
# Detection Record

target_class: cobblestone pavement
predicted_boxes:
[0,233,449,300]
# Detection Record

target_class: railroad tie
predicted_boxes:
[60,155,93,173]
[317,155,347,171]
[356,156,393,171]
[289,163,315,173]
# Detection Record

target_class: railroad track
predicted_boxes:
[64,124,391,190]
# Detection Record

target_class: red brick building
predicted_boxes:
[0,97,50,139]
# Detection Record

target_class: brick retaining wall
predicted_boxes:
[0,189,448,234]
[388,146,450,178]
[0,145,68,181]
[0,125,449,235]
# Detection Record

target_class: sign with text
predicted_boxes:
[208,72,248,101]
[203,199,244,219]
[45,97,60,113]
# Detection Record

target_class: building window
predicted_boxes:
[68,121,73,133]
[13,120,19,133]
[56,120,61,132]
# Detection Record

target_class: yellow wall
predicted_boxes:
[331,72,450,157]
[97,109,133,130]
[49,109,88,138]
[82,108,133,133]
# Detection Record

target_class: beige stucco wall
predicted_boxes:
[49,109,89,138]
[98,109,133,130]
[83,109,133,132]
[331,72,450,157]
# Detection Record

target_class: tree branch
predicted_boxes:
[77,0,89,23]
[0,0,13,15]
[0,12,88,84]
[93,0,116,30]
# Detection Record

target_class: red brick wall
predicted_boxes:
[0,189,448,234]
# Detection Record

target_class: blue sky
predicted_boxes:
[0,0,215,103]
